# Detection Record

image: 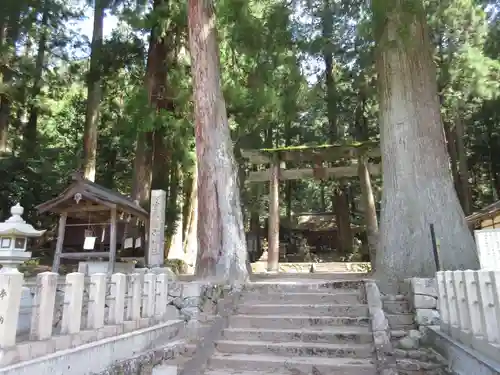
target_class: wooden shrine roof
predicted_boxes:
[466,200,500,225]
[241,141,380,165]
[36,173,149,220]
[280,213,364,233]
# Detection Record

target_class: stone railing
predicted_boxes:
[436,270,500,362]
[0,269,186,368]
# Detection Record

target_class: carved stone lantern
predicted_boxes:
[0,203,46,273]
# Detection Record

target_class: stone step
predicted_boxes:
[245,280,364,294]
[229,314,370,329]
[387,313,415,329]
[152,364,178,375]
[215,340,373,358]
[237,303,369,317]
[222,326,373,344]
[383,300,411,314]
[208,353,376,374]
[205,371,290,375]
[242,291,364,304]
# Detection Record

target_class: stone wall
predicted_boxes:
[364,280,397,375]
[386,277,450,375]
[405,278,440,329]
[167,281,234,322]
[371,278,450,375]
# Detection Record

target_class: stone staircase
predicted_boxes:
[204,279,377,375]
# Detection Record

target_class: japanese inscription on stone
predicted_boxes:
[474,229,500,270]
[147,189,166,267]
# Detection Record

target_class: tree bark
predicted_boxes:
[132,0,171,207]
[322,0,352,254]
[183,166,198,274]
[82,0,105,181]
[454,113,471,215]
[355,84,379,267]
[488,123,500,201]
[443,119,459,192]
[188,0,248,282]
[333,184,352,254]
[132,131,154,207]
[358,157,378,268]
[24,1,49,155]
[0,5,22,153]
[152,128,171,190]
[168,168,184,261]
[373,2,479,292]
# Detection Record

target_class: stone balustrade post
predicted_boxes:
[464,270,486,341]
[155,273,168,318]
[142,272,156,318]
[127,273,142,321]
[0,271,24,347]
[436,271,450,334]
[30,272,58,340]
[444,270,460,339]
[477,271,500,344]
[452,271,472,344]
[110,273,126,324]
[88,273,107,329]
[491,271,500,344]
[61,272,85,334]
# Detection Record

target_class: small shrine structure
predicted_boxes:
[36,173,149,274]
[242,141,381,271]
[466,200,500,230]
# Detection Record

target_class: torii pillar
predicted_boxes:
[267,157,280,272]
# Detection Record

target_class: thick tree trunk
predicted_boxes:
[334,184,352,254]
[355,86,379,267]
[188,0,248,282]
[132,0,171,207]
[183,166,198,273]
[168,169,184,261]
[132,131,154,207]
[358,157,378,268]
[82,0,105,181]
[322,0,352,254]
[455,114,471,215]
[373,3,479,292]
[0,6,22,153]
[24,1,49,155]
[488,124,500,200]
[152,128,171,190]
[443,119,460,192]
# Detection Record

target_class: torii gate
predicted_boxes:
[241,141,381,272]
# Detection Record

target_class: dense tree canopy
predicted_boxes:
[1,0,497,285]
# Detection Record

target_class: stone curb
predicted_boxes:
[364,280,398,375]
[179,286,242,375]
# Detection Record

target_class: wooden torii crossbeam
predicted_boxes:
[241,141,381,272]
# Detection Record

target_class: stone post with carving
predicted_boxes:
[147,190,167,267]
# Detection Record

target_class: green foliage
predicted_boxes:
[1,0,500,261]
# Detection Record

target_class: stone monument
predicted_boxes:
[474,228,500,270]
[147,190,166,267]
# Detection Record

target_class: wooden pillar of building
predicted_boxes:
[52,212,67,273]
[108,207,117,274]
[268,157,280,272]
